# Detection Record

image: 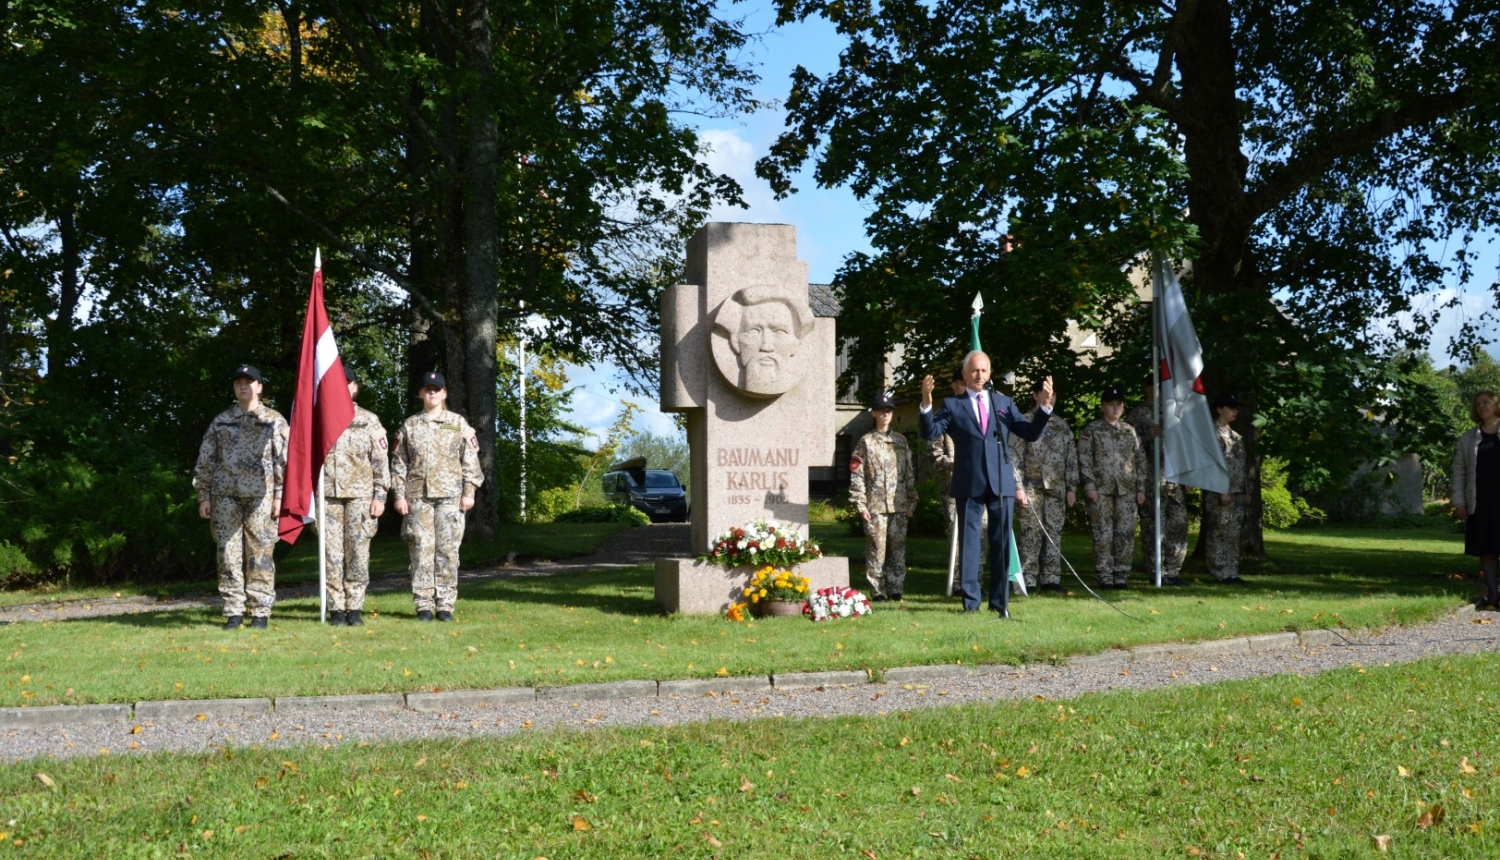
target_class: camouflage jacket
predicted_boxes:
[927,433,956,494]
[323,406,391,500]
[1010,410,1079,492]
[391,409,484,501]
[193,402,290,502]
[849,430,917,515]
[1125,403,1169,486]
[1216,423,1248,494]
[1077,418,1147,496]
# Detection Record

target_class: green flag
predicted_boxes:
[969,292,1026,595]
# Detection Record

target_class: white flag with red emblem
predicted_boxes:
[279,250,356,544]
[1153,255,1228,494]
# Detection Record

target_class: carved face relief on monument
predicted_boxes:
[711,286,816,397]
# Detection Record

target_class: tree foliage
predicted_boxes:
[0,0,755,581]
[760,0,1500,540]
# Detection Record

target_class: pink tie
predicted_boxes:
[977,394,989,436]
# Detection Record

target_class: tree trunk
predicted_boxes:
[461,0,499,539]
[49,198,82,375]
[1175,0,1265,558]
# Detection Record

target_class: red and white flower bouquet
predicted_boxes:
[804,586,872,622]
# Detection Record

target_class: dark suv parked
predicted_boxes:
[602,457,689,522]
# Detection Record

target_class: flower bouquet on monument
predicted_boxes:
[804,586,872,622]
[700,519,822,569]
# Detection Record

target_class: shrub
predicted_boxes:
[552,504,650,526]
[1262,457,1326,528]
[908,479,948,537]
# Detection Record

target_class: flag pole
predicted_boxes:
[318,465,327,623]
[1151,255,1164,589]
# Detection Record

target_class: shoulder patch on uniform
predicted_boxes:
[849,454,863,472]
[379,437,388,450]
[469,435,479,450]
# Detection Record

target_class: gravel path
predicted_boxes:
[5,606,1497,764]
[0,524,692,626]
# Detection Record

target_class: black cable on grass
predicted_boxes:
[1025,501,1148,623]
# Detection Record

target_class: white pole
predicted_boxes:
[1151,255,1164,589]
[519,302,528,524]
[317,465,327,623]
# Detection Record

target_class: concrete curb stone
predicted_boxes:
[407,688,537,712]
[1067,650,1130,668]
[658,677,771,698]
[1187,638,1252,657]
[275,694,407,715]
[135,698,271,722]
[771,670,869,690]
[0,703,130,729]
[1247,632,1299,653]
[881,665,972,685]
[1132,643,1200,662]
[1299,628,1342,648]
[536,680,658,702]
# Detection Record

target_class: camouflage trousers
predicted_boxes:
[942,493,956,537]
[404,497,465,612]
[324,498,377,612]
[1088,493,1137,585]
[1136,484,1188,578]
[862,512,909,598]
[1016,488,1066,588]
[1203,496,1243,580]
[211,494,277,617]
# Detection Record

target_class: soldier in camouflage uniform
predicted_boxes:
[849,395,917,600]
[1010,379,1078,591]
[928,371,966,535]
[1206,394,1250,584]
[193,364,289,630]
[392,371,484,621]
[1078,387,1147,588]
[1126,382,1189,586]
[321,371,389,626]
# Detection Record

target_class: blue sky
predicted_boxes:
[562,2,869,442]
[559,1,1500,445]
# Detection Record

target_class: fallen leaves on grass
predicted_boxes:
[1460,757,1478,774]
[33,772,55,789]
[1415,803,1445,829]
[571,816,592,832]
[1373,834,1391,852]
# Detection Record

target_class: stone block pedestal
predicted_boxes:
[654,556,849,615]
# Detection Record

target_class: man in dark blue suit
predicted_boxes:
[919,352,1054,618]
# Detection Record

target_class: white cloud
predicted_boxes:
[698,127,785,223]
[1379,285,1500,363]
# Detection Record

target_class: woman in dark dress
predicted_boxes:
[1453,390,1500,609]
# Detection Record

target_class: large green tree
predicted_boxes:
[259,0,756,536]
[0,0,755,580]
[760,0,1500,545]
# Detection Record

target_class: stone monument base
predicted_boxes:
[654,556,850,615]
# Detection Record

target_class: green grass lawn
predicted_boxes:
[0,523,1480,707]
[0,521,629,608]
[3,652,1496,857]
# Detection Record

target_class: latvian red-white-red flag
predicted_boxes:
[1153,254,1229,494]
[278,249,355,544]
